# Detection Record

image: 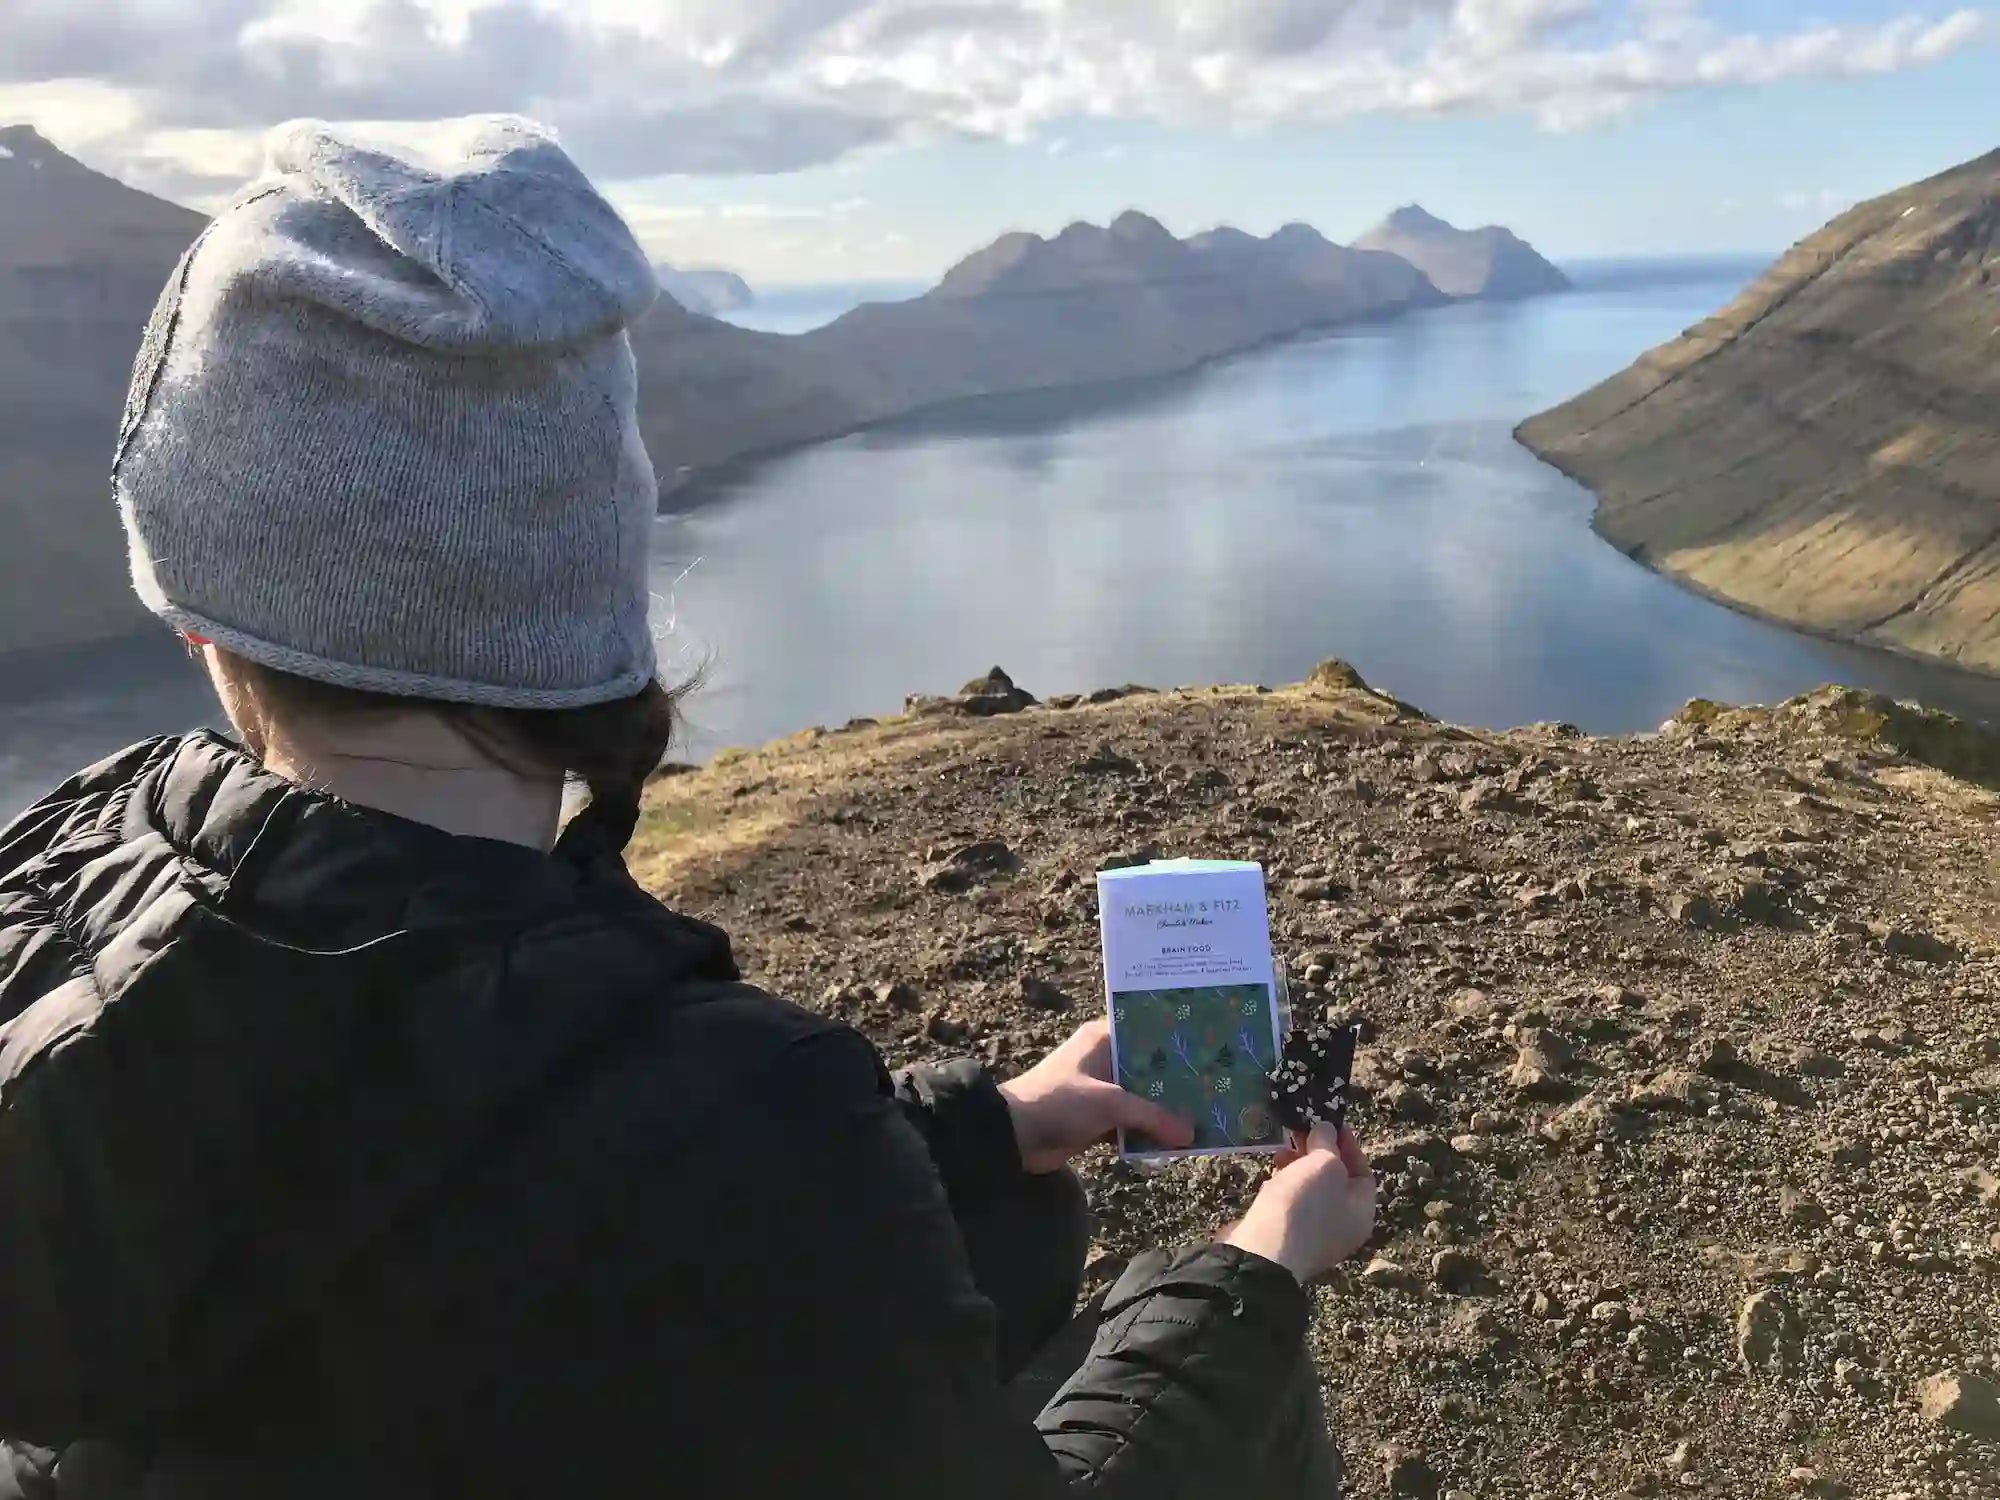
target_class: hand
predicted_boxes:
[997,1018,1194,1172]
[1221,1124,1376,1283]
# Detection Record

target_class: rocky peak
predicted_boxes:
[1108,209,1175,247]
[0,125,63,170]
[1270,222,1330,246]
[1381,204,1453,234]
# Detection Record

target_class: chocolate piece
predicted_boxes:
[1268,1022,1361,1134]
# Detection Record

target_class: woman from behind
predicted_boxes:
[0,118,1374,1500]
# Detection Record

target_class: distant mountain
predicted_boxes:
[1518,148,2000,674]
[0,125,204,654]
[0,128,1571,654]
[632,213,1452,482]
[1355,205,1569,299]
[653,262,755,316]
[1192,221,1439,308]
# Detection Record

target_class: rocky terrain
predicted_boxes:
[1518,147,2000,675]
[634,664,2000,1500]
[1356,206,1570,299]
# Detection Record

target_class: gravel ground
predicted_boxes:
[633,665,2000,1500]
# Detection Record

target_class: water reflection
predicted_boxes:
[656,265,2000,756]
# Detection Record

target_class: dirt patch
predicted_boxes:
[633,666,2000,1499]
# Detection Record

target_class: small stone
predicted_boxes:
[1737,1289,1803,1376]
[1779,1187,1828,1225]
[919,839,1021,893]
[1082,1249,1128,1285]
[1530,1288,1565,1320]
[1450,987,1499,1019]
[1382,1445,1439,1500]
[1834,1358,1876,1396]
[1876,925,1957,963]
[1507,1057,1565,1098]
[1666,891,1723,929]
[1693,1036,1743,1078]
[1591,1299,1633,1329]
[1362,1256,1416,1290]
[1017,977,1072,1012]
[1078,742,1142,777]
[1431,1248,1489,1294]
[1817,1134,1871,1167]
[1667,1440,1696,1474]
[1631,1069,1719,1113]
[924,1009,970,1045]
[1916,1371,2000,1438]
[876,981,922,1012]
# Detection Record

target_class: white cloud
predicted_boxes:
[0,0,1990,196]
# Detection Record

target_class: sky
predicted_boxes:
[3,0,1996,285]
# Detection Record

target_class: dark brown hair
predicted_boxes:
[221,654,683,848]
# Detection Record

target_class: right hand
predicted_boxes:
[1220,1124,1376,1283]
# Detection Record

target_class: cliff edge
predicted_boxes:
[1519,148,2000,674]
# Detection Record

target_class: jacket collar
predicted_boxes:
[128,731,736,976]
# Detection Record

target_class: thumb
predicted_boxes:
[1107,1085,1195,1148]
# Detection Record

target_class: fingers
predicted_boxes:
[1068,1017,1113,1076]
[1110,1089,1195,1149]
[1335,1123,1371,1179]
[1305,1120,1344,1159]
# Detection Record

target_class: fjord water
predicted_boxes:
[654,258,2000,759]
[8,257,2000,818]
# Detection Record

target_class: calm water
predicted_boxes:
[653,258,2000,759]
[8,256,2000,818]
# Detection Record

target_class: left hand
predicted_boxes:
[997,1018,1194,1173]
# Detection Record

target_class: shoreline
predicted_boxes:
[656,295,1468,512]
[1510,421,2000,712]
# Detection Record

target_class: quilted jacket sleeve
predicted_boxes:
[890,1057,1027,1207]
[765,1025,1312,1499]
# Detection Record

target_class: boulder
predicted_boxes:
[1307,658,1371,693]
[1916,1371,2000,1438]
[911,666,1038,718]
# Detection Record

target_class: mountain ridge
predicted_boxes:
[0,128,1567,653]
[653,261,755,316]
[1517,145,2000,674]
[1356,203,1570,298]
[0,128,206,652]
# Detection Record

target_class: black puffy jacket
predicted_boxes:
[0,733,1311,1498]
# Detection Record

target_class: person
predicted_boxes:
[0,118,1377,1500]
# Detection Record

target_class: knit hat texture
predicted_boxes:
[115,116,662,708]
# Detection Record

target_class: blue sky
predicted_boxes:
[4,1,1995,282]
[642,45,1999,277]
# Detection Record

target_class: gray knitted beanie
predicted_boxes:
[115,116,662,708]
